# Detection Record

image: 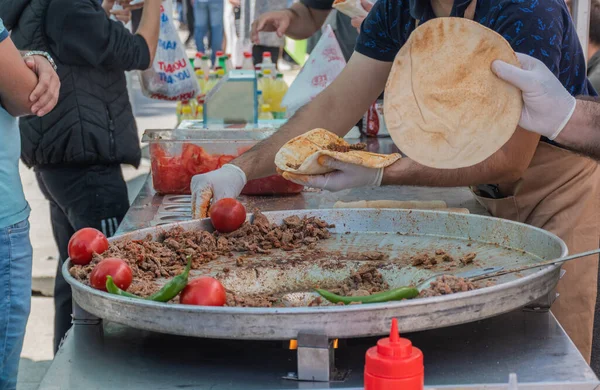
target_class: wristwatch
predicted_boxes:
[23,50,57,72]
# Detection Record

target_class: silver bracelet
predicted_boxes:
[23,50,57,72]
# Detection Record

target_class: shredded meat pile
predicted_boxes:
[419,275,478,298]
[330,266,389,296]
[411,250,455,269]
[325,142,367,153]
[69,212,334,297]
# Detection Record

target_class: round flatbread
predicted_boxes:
[384,18,523,169]
[275,128,401,175]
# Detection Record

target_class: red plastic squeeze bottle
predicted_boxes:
[364,318,424,390]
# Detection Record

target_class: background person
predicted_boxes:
[251,0,370,61]
[194,0,225,63]
[0,17,59,389]
[0,0,162,354]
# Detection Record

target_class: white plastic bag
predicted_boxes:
[281,25,346,116]
[138,1,200,101]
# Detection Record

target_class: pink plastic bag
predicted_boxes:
[281,25,346,116]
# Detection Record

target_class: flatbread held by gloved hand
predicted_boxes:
[384,18,523,169]
[275,128,401,175]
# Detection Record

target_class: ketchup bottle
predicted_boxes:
[364,318,424,390]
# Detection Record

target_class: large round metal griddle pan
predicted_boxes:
[64,209,567,340]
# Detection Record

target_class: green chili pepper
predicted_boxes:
[315,286,419,305]
[146,256,193,302]
[105,256,192,302]
[106,276,141,299]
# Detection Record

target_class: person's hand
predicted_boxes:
[282,157,383,192]
[103,0,143,18]
[23,55,60,117]
[351,0,373,32]
[190,164,247,219]
[229,0,241,7]
[492,52,576,140]
[110,8,133,23]
[251,10,294,44]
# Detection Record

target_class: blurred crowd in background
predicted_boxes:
[173,0,352,70]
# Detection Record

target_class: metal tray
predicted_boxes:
[64,209,567,340]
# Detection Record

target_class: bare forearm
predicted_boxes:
[233,92,362,180]
[0,43,37,116]
[382,129,540,187]
[136,0,161,65]
[233,53,391,180]
[554,98,600,161]
[284,3,329,40]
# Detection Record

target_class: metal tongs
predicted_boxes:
[469,248,600,282]
[418,248,600,290]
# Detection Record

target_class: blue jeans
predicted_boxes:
[0,219,32,390]
[194,0,224,64]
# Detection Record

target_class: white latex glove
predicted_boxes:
[492,52,576,140]
[283,157,383,192]
[190,164,247,219]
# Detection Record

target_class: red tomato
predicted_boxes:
[180,277,226,306]
[209,198,246,233]
[217,155,236,168]
[90,258,133,291]
[68,228,109,265]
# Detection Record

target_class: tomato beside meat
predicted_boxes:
[90,258,133,291]
[180,277,226,306]
[68,228,109,265]
[209,198,246,233]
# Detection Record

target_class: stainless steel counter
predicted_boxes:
[40,154,598,389]
[40,310,599,389]
[117,175,488,234]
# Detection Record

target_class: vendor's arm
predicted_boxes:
[381,128,540,186]
[232,52,391,180]
[45,0,161,70]
[251,2,331,43]
[556,98,600,160]
[190,53,390,217]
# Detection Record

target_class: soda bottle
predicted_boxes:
[201,55,212,77]
[215,51,227,71]
[216,68,225,78]
[260,52,275,74]
[195,69,206,92]
[179,101,194,123]
[242,52,254,70]
[226,54,234,73]
[194,52,203,70]
[258,104,274,120]
[261,69,273,107]
[271,73,289,119]
[195,102,204,120]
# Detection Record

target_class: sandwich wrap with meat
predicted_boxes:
[275,129,401,177]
